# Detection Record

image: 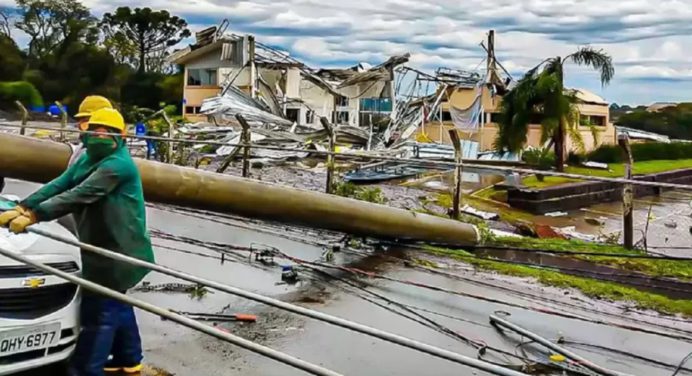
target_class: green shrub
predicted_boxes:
[588,142,692,163]
[333,181,386,204]
[631,142,692,161]
[588,145,622,163]
[0,81,44,108]
[567,152,586,165]
[522,147,555,170]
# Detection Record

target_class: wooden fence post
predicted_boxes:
[54,101,67,142]
[236,114,252,178]
[160,112,176,164]
[320,117,336,194]
[15,101,28,136]
[618,133,634,249]
[448,129,463,220]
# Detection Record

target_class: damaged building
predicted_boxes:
[168,25,408,130]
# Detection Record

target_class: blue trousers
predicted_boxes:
[146,141,156,160]
[69,292,143,376]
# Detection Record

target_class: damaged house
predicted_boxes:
[168,25,408,130]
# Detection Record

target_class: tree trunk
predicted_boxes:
[555,67,566,172]
[138,47,146,74]
[138,35,146,74]
[555,121,565,172]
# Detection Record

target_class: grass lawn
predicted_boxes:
[424,238,692,316]
[523,159,692,188]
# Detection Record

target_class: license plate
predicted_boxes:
[0,323,61,357]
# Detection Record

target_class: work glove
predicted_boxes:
[9,213,37,234]
[0,206,27,227]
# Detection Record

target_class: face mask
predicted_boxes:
[78,122,89,145]
[86,136,118,160]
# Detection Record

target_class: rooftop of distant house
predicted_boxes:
[646,102,678,112]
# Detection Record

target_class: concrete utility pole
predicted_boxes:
[389,66,397,121]
[449,129,464,220]
[618,134,634,249]
[486,30,499,86]
[487,30,495,75]
[0,132,480,246]
[249,35,257,99]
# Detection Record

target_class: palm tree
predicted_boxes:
[495,47,614,171]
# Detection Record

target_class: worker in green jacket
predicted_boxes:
[0,108,154,376]
[68,95,114,166]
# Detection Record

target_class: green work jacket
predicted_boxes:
[21,142,154,292]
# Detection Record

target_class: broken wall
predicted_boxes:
[300,79,335,127]
[334,81,388,127]
[184,48,248,121]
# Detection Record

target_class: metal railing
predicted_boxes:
[1,121,690,192]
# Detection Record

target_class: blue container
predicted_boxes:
[47,104,68,116]
[135,122,147,136]
[48,104,60,116]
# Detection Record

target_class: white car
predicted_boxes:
[0,193,80,375]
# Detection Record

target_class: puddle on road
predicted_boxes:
[526,191,692,255]
[402,167,506,193]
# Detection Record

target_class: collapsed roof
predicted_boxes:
[170,26,409,99]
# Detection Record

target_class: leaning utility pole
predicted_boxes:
[249,35,257,99]
[486,30,500,86]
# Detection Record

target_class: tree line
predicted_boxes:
[610,103,692,140]
[0,0,191,120]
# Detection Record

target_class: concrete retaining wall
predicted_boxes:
[507,168,692,214]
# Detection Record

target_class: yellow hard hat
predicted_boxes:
[89,108,126,133]
[75,96,113,119]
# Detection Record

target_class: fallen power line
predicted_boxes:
[263,247,692,342]
[26,226,530,376]
[0,246,344,376]
[150,234,692,373]
[148,224,692,338]
[149,233,617,374]
[490,312,635,376]
[2,122,692,191]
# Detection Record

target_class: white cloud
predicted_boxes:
[2,0,691,103]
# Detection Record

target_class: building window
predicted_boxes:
[286,108,300,123]
[187,69,218,86]
[335,96,349,108]
[306,110,315,124]
[489,112,502,123]
[360,98,392,112]
[333,111,349,124]
[441,111,452,122]
[580,115,607,127]
[185,106,202,114]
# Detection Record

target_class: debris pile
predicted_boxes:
[155,26,519,170]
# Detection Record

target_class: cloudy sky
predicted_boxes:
[3,0,691,105]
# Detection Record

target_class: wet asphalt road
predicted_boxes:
[6,179,692,376]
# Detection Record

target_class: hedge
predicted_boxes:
[0,81,44,108]
[588,142,692,163]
